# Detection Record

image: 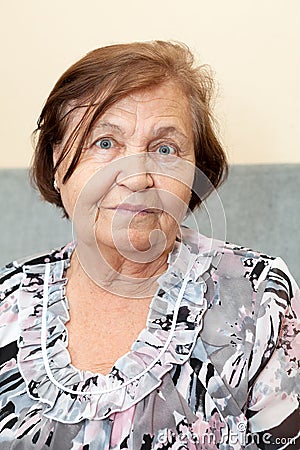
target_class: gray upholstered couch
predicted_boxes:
[0,165,299,282]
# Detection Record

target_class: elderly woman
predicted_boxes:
[0,41,299,450]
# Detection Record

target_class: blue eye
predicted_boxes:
[157,145,176,155]
[95,138,113,149]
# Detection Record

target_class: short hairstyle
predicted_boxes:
[31,40,228,214]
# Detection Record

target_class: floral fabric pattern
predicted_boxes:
[0,227,299,449]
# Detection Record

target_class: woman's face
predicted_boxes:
[55,81,195,261]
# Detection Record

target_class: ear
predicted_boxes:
[52,144,62,191]
[53,144,60,168]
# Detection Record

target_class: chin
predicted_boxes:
[126,230,158,251]
[115,228,168,261]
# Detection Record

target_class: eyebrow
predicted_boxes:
[91,121,125,135]
[153,126,189,142]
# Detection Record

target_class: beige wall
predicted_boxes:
[0,0,299,167]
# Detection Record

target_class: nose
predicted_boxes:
[115,154,154,191]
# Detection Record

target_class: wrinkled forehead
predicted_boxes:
[60,81,194,146]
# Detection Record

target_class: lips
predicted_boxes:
[102,203,161,214]
[119,203,159,212]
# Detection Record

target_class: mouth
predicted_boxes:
[103,204,161,215]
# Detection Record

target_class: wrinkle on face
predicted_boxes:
[55,81,196,272]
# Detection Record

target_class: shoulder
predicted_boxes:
[0,243,73,295]
[0,243,74,348]
[0,243,74,279]
[216,240,298,302]
[193,231,299,358]
[180,225,298,298]
[212,242,298,341]
[201,230,296,293]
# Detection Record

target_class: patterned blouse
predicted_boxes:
[0,227,299,450]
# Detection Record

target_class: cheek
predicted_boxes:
[60,162,120,218]
[156,176,191,201]
[155,178,191,225]
[60,182,81,219]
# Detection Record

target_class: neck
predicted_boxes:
[68,240,173,299]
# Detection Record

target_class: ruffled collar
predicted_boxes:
[17,228,217,423]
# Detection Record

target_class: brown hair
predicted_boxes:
[31,40,228,214]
